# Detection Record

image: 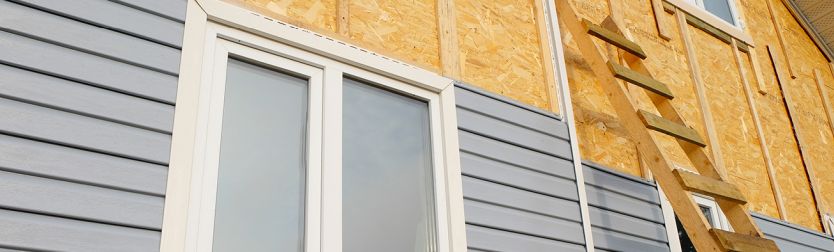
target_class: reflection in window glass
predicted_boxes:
[343,78,436,252]
[213,59,308,252]
[704,0,735,25]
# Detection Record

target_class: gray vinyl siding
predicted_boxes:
[0,0,184,251]
[455,83,586,251]
[583,162,670,252]
[754,213,834,252]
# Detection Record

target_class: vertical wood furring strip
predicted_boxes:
[817,69,834,139]
[437,0,461,79]
[675,9,728,179]
[768,45,829,232]
[651,0,672,40]
[765,0,796,79]
[337,0,349,36]
[533,0,561,112]
[750,49,769,94]
[732,39,786,221]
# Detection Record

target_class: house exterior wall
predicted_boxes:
[0,0,185,250]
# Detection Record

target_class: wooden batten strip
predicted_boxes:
[684,14,731,44]
[650,0,672,40]
[766,0,797,79]
[814,69,834,142]
[676,10,727,177]
[608,62,675,99]
[582,19,647,59]
[733,40,786,220]
[437,0,461,79]
[638,110,707,147]
[711,229,780,252]
[533,0,561,112]
[750,49,768,94]
[674,169,747,204]
[662,1,675,14]
[768,45,828,231]
[337,0,349,36]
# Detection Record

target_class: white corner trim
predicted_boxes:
[659,186,683,252]
[542,0,596,251]
[665,0,755,45]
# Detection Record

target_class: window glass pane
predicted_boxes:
[343,78,436,252]
[699,205,715,227]
[213,59,308,252]
[704,0,735,25]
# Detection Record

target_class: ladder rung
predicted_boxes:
[674,169,747,204]
[711,229,780,252]
[638,110,706,147]
[608,62,675,99]
[583,19,647,59]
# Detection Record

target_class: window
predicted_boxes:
[825,214,833,236]
[676,195,730,251]
[160,2,467,251]
[683,0,741,27]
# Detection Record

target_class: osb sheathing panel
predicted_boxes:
[770,0,834,228]
[223,0,338,32]
[563,0,702,176]
[740,0,823,230]
[690,27,778,216]
[349,0,441,70]
[456,0,551,109]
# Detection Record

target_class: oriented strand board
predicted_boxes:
[223,0,339,32]
[349,0,441,70]
[456,0,551,110]
[691,27,778,217]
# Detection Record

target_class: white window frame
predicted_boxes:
[161,1,467,251]
[666,0,754,45]
[825,213,834,236]
[682,0,742,27]
[693,194,731,230]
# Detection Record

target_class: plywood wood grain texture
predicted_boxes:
[223,0,339,32]
[349,0,440,70]
[691,26,778,217]
[456,0,551,109]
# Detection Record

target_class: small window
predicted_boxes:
[676,195,730,252]
[683,0,741,27]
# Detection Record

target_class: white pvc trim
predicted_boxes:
[542,0,596,250]
[659,186,683,252]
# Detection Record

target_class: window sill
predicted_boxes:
[664,0,755,46]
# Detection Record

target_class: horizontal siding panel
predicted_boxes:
[111,0,187,22]
[0,98,171,164]
[457,108,571,158]
[0,209,159,252]
[586,185,665,223]
[455,87,568,139]
[461,152,578,201]
[0,171,163,229]
[0,1,181,75]
[464,200,585,244]
[754,214,834,252]
[0,135,167,196]
[11,0,184,47]
[0,64,174,132]
[466,224,585,252]
[589,206,668,242]
[0,30,177,103]
[459,131,575,180]
[592,228,670,252]
[462,176,581,221]
[583,165,660,204]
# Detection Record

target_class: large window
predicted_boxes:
[161,4,466,251]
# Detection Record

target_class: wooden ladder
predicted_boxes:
[554,1,780,251]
